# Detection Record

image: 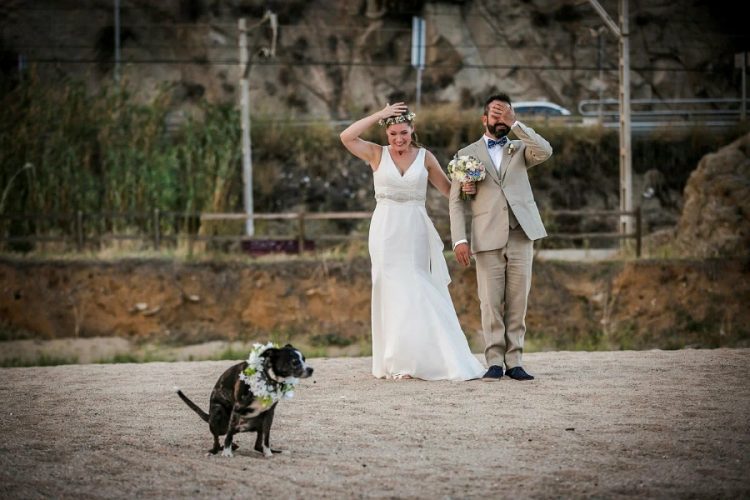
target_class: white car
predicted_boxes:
[512,101,572,117]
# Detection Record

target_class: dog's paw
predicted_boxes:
[262,446,273,458]
[221,447,234,457]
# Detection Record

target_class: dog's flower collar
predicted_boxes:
[239,342,299,408]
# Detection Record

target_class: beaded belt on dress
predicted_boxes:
[375,190,425,204]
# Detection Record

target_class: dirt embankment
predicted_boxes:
[1,256,748,354]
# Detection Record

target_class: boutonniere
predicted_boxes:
[507,143,517,157]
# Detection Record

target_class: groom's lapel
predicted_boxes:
[472,139,500,185]
[498,142,513,184]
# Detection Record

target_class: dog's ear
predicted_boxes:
[284,343,293,348]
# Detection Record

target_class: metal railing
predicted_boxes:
[578,98,746,129]
[276,98,747,131]
[0,207,642,257]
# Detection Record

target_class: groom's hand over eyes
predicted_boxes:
[489,102,516,127]
[454,243,472,267]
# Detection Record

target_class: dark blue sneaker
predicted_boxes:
[482,365,503,380]
[505,366,534,380]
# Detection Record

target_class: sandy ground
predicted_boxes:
[1,349,749,499]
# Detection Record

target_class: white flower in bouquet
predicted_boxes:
[447,155,486,200]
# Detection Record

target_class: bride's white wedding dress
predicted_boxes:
[369,146,485,381]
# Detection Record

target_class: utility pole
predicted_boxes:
[114,0,121,83]
[238,12,277,237]
[587,0,633,240]
[238,18,254,236]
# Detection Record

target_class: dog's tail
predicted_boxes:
[174,386,209,423]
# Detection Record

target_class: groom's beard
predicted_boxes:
[487,121,510,139]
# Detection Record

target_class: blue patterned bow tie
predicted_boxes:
[487,137,508,149]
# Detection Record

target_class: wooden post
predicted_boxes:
[153,208,160,250]
[634,205,642,258]
[297,212,305,254]
[76,210,83,251]
[185,213,194,258]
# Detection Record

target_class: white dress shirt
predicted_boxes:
[484,134,504,171]
[453,122,518,250]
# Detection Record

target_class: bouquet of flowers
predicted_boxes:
[447,155,486,200]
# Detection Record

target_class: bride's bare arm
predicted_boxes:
[425,150,451,198]
[340,103,407,169]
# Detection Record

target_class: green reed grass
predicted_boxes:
[2,74,747,246]
[0,72,241,224]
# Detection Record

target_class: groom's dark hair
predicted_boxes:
[483,93,512,115]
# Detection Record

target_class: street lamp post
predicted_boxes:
[411,16,426,111]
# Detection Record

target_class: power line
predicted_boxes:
[5,57,730,73]
[3,6,744,26]
[5,21,746,38]
[4,7,747,32]
[7,39,738,51]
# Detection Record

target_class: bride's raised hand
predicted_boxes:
[379,102,408,120]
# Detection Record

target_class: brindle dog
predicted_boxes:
[176,344,313,457]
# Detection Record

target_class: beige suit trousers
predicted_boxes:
[473,226,534,369]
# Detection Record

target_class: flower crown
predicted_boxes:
[378,111,416,127]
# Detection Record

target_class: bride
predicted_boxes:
[340,103,485,381]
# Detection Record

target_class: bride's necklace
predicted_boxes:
[390,145,408,156]
[390,146,416,174]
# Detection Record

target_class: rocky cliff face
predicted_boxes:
[675,132,750,257]
[1,0,747,116]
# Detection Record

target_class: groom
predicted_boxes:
[449,93,553,381]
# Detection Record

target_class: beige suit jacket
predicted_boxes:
[449,122,553,253]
